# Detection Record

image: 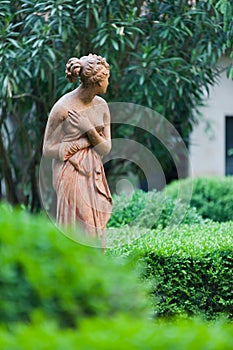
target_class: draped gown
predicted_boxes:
[51,110,112,239]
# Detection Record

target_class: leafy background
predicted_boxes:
[0,0,232,210]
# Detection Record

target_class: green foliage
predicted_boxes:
[1,316,233,350]
[1,0,233,209]
[0,198,233,347]
[215,0,233,78]
[111,222,233,320]
[165,176,233,222]
[108,189,203,229]
[0,203,149,327]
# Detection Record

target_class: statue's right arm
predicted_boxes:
[43,103,66,159]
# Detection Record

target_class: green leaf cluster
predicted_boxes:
[166,176,233,222]
[108,189,203,229]
[215,0,233,77]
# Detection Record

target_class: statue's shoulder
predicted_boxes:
[94,96,109,114]
[53,91,74,109]
[55,91,73,106]
[95,95,107,105]
[49,92,73,120]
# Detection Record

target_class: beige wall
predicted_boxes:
[189,57,233,177]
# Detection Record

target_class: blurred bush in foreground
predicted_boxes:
[0,316,233,350]
[0,203,149,327]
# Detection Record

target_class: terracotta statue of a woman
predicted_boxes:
[43,54,112,242]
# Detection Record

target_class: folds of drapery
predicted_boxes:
[52,140,112,239]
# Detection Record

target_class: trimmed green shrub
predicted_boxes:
[0,316,233,350]
[108,189,203,229]
[165,176,233,222]
[0,203,149,327]
[110,222,233,320]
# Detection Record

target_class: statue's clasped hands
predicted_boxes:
[68,109,94,134]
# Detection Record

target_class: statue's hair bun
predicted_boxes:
[65,57,82,83]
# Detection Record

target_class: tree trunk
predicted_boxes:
[0,131,18,205]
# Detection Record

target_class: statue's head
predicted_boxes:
[65,54,110,87]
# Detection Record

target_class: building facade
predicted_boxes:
[189,57,233,177]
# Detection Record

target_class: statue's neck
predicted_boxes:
[75,84,97,104]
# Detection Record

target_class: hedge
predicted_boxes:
[165,176,233,222]
[108,189,203,229]
[0,203,149,327]
[110,222,233,319]
[0,317,233,349]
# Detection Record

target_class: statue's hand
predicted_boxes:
[68,110,94,133]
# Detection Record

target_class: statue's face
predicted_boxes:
[99,74,109,94]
